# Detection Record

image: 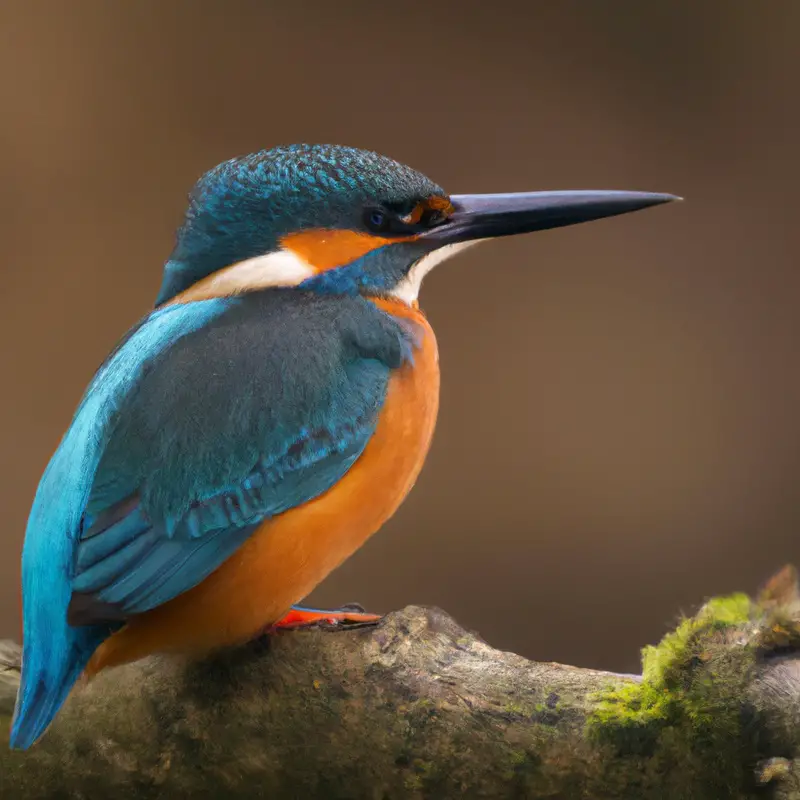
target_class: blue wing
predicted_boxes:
[11,289,412,749]
[68,411,375,622]
[10,297,233,749]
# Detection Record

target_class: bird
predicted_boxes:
[9,143,678,749]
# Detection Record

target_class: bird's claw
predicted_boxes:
[266,604,382,633]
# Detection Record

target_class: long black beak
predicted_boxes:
[422,190,680,245]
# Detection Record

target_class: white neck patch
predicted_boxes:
[173,248,315,302]
[205,249,315,293]
[390,240,483,305]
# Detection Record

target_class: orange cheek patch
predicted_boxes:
[281,229,413,273]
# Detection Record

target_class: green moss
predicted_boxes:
[587,593,758,794]
[641,593,753,684]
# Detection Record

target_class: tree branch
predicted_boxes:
[2,567,800,799]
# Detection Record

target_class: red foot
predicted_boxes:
[268,605,382,632]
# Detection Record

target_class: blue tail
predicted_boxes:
[9,626,109,750]
[10,416,110,750]
[10,301,235,749]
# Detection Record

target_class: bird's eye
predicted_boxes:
[365,208,389,232]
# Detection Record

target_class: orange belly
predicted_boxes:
[86,298,439,674]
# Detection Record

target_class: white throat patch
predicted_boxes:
[390,240,483,305]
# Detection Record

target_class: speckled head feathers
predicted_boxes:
[157,144,447,305]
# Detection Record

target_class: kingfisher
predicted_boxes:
[9,144,677,749]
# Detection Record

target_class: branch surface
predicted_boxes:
[2,567,800,799]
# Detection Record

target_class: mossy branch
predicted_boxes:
[2,567,800,799]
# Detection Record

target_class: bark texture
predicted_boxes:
[1,567,800,799]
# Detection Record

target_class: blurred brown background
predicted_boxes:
[0,1,798,674]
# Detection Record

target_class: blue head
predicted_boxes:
[157,143,678,306]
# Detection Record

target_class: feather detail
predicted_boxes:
[11,298,232,750]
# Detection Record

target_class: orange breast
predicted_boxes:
[86,298,439,674]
